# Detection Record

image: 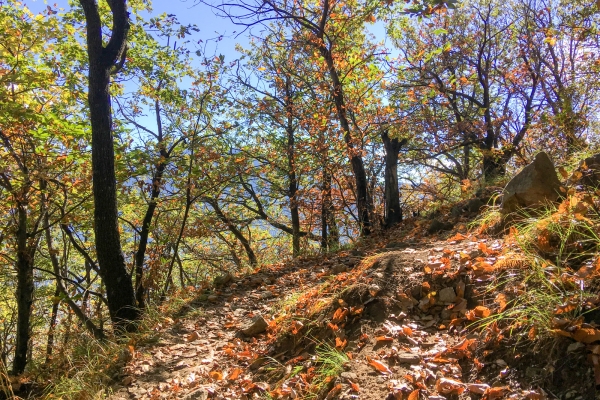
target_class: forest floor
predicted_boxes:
[105,219,599,400]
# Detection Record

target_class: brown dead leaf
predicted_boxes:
[332,308,349,323]
[325,383,342,399]
[448,232,467,242]
[366,356,393,375]
[495,293,508,312]
[554,301,577,315]
[209,370,223,381]
[376,336,394,343]
[467,306,491,320]
[350,306,364,315]
[573,327,600,344]
[186,331,201,342]
[484,386,508,399]
[291,320,304,335]
[335,337,348,349]
[407,389,420,400]
[528,326,538,340]
[558,166,569,179]
[478,242,490,255]
[436,377,465,395]
[228,368,243,381]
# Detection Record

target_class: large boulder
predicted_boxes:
[569,153,600,189]
[501,152,563,214]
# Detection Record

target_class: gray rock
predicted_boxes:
[438,287,457,303]
[501,152,563,214]
[213,272,233,286]
[396,352,421,364]
[331,264,348,274]
[241,315,268,336]
[260,291,274,300]
[440,308,452,320]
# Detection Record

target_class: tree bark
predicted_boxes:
[13,203,35,375]
[382,131,406,228]
[321,168,330,251]
[79,0,139,330]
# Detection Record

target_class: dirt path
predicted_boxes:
[108,231,595,400]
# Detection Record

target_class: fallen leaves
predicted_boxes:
[436,377,465,395]
[467,382,490,394]
[366,356,393,375]
[465,305,492,321]
[572,327,600,344]
[332,307,349,323]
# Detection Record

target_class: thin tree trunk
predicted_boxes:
[161,137,196,299]
[135,156,167,309]
[321,168,329,251]
[283,77,301,256]
[207,199,257,266]
[45,287,60,364]
[135,98,170,309]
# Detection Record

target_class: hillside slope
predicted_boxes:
[103,221,598,400]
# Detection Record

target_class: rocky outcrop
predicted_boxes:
[501,152,563,214]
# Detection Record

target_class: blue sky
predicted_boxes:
[24,0,251,62]
[24,0,392,63]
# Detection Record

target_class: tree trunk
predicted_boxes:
[381,131,405,228]
[319,44,371,235]
[327,209,339,250]
[45,287,60,364]
[285,79,300,257]
[321,168,331,251]
[13,203,34,375]
[207,199,258,266]
[135,158,167,309]
[79,0,139,330]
